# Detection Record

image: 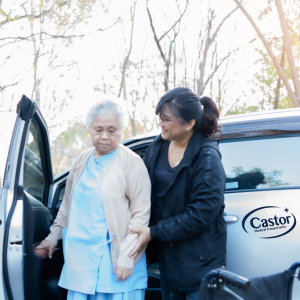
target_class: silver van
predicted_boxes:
[0,95,300,299]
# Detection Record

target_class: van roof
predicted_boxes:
[219,107,300,140]
[220,107,300,124]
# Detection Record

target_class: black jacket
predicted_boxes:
[144,131,227,292]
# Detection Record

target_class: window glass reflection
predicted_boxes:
[24,121,45,201]
[220,135,300,191]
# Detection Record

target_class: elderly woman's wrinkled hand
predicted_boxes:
[129,227,151,257]
[116,266,132,281]
[35,239,55,259]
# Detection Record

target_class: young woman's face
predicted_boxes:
[89,112,122,156]
[158,105,193,141]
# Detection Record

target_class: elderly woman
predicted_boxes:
[37,101,151,300]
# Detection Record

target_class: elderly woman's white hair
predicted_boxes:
[86,100,124,129]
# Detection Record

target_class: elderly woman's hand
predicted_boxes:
[116,266,132,281]
[129,227,152,257]
[35,239,55,259]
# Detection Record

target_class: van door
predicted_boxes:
[221,134,300,278]
[1,95,54,300]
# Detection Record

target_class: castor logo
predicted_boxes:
[242,206,296,239]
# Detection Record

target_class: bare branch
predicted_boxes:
[0,81,19,92]
[41,32,85,39]
[158,0,188,42]
[0,2,68,27]
[210,6,238,43]
[146,0,166,63]
[96,17,121,32]
[201,39,255,94]
[147,0,188,91]
[182,44,187,86]
[0,23,121,46]
[118,0,137,98]
[196,10,213,95]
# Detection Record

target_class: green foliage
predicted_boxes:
[251,0,300,110]
[226,101,259,116]
[251,45,293,110]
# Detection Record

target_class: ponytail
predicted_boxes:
[198,96,221,136]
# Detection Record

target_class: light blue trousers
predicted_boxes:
[67,289,145,300]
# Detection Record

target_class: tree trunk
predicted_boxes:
[274,0,300,106]
[274,45,285,109]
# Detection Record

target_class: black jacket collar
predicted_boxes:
[146,131,215,195]
[150,131,211,163]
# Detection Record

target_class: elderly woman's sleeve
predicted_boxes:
[116,155,151,268]
[45,166,75,246]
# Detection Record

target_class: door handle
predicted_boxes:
[224,215,239,224]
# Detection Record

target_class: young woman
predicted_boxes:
[131,87,227,300]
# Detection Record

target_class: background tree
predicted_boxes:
[233,0,300,107]
[51,121,90,175]
[2,0,299,171]
[146,0,188,91]
[193,7,238,97]
[0,0,115,118]
[117,0,140,136]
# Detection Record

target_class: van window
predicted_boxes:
[23,119,46,201]
[220,135,300,191]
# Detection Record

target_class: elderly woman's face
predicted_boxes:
[89,112,122,157]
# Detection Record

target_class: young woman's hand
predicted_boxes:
[115,266,132,280]
[35,239,55,259]
[129,227,151,257]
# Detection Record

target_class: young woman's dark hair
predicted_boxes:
[155,87,221,136]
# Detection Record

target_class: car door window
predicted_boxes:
[220,134,300,191]
[23,118,46,202]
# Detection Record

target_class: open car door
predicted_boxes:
[0,95,65,300]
